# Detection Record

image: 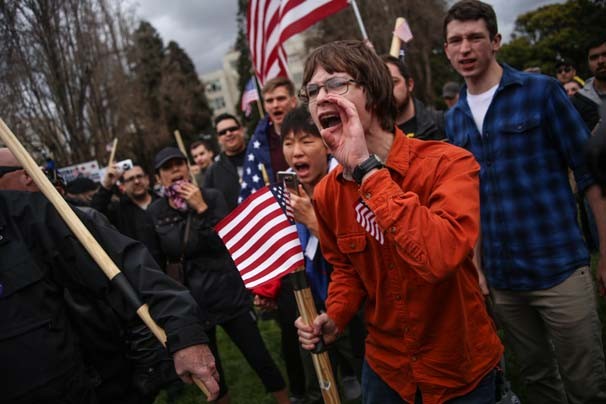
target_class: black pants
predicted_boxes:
[10,363,96,404]
[207,309,286,399]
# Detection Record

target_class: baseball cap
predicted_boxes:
[154,147,187,171]
[66,177,98,195]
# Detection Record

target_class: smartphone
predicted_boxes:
[277,171,299,195]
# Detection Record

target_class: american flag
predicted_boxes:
[216,184,304,289]
[354,199,384,244]
[241,77,259,117]
[247,0,349,86]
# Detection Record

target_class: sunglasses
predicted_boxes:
[217,126,240,136]
[557,66,572,74]
[0,166,22,177]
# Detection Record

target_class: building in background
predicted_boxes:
[201,34,306,120]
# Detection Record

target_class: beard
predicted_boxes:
[396,95,412,116]
[595,66,606,81]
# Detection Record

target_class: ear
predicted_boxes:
[492,33,502,52]
[407,77,415,93]
[21,171,39,192]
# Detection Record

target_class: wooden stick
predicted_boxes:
[107,138,118,167]
[260,163,270,185]
[291,267,341,404]
[0,119,210,399]
[173,129,198,187]
[389,17,405,57]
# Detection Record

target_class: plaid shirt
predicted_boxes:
[446,64,594,290]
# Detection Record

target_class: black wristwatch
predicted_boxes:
[352,154,384,185]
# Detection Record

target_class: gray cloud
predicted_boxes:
[134,0,565,76]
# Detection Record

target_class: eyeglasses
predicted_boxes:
[217,126,240,136]
[298,77,361,103]
[557,66,572,74]
[122,173,146,183]
[0,166,22,177]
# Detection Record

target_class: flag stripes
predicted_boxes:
[216,185,304,289]
[247,0,348,85]
[355,199,384,244]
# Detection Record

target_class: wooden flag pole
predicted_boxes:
[107,138,118,167]
[290,267,341,404]
[173,129,198,187]
[389,17,406,57]
[0,119,211,400]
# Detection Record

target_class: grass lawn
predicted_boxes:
[156,255,606,403]
[154,318,290,404]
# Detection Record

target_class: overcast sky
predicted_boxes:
[133,0,565,76]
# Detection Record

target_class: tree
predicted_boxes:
[499,0,606,77]
[235,0,261,134]
[160,41,213,144]
[305,0,450,104]
[0,0,134,165]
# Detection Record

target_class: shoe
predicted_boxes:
[341,376,361,401]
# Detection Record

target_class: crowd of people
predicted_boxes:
[2,0,606,403]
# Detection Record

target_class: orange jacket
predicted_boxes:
[314,130,503,403]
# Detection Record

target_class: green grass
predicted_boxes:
[154,319,285,404]
[156,255,606,403]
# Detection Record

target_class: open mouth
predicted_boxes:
[318,112,342,129]
[294,162,310,175]
[460,58,476,68]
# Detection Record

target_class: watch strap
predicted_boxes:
[352,154,383,185]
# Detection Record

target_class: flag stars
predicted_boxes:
[252,175,260,183]
[248,153,255,162]
[253,141,261,149]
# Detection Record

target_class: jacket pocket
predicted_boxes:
[0,251,44,299]
[501,116,540,135]
[337,233,367,255]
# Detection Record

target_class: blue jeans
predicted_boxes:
[361,359,496,404]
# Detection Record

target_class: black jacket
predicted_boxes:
[398,98,446,141]
[572,92,601,132]
[146,187,252,329]
[0,191,207,400]
[204,153,242,212]
[91,186,157,243]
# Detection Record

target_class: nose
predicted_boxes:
[292,142,304,157]
[460,38,472,53]
[315,85,330,103]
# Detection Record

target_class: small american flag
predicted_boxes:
[354,199,384,244]
[216,184,304,289]
[241,78,259,117]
